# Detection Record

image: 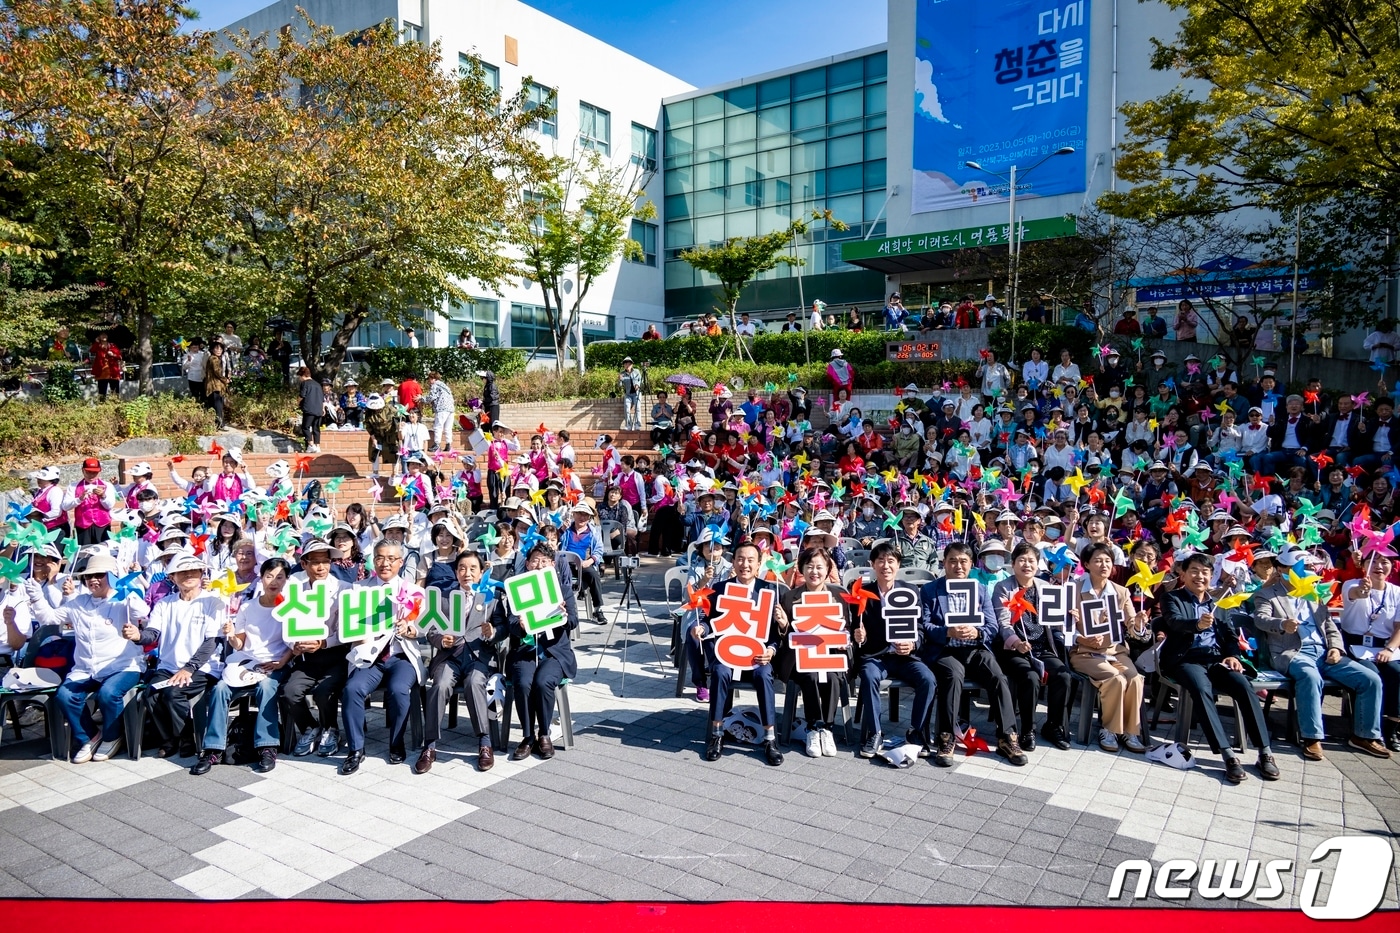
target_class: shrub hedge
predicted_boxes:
[987,321,1097,363]
[364,346,527,381]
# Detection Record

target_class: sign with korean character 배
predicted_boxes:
[1079,591,1125,644]
[789,590,850,676]
[1036,583,1073,632]
[338,584,395,642]
[505,568,566,636]
[273,579,332,642]
[882,583,922,644]
[709,582,775,672]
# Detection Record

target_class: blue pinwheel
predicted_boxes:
[6,502,33,525]
[1045,545,1078,575]
[108,571,145,601]
[473,575,506,604]
[518,526,547,554]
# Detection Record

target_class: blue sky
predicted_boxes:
[184,0,887,86]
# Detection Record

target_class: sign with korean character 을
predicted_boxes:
[790,589,850,679]
[506,568,567,636]
[882,583,922,644]
[912,0,1091,213]
[710,582,776,672]
[273,579,333,642]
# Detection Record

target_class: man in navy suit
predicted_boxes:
[919,542,1027,768]
[693,541,784,766]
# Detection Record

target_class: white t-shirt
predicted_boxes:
[399,422,429,452]
[233,597,292,664]
[147,593,223,674]
[1053,362,1082,386]
[736,321,756,337]
[183,349,209,382]
[1,584,33,657]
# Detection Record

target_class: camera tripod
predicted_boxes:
[592,564,664,696]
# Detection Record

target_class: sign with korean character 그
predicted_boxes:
[710,582,775,672]
[505,568,567,636]
[273,579,333,642]
[882,583,922,644]
[789,590,850,676]
[946,578,982,628]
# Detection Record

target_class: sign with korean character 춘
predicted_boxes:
[912,0,1091,214]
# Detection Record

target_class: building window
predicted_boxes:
[526,82,557,137]
[629,220,657,266]
[449,298,499,347]
[510,302,551,351]
[522,190,549,236]
[631,123,657,172]
[458,54,500,95]
[579,102,611,155]
[401,22,421,43]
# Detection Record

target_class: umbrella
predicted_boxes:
[265,317,296,331]
[665,373,708,389]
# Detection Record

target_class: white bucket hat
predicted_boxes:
[266,460,290,479]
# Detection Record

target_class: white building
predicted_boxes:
[221,0,692,352]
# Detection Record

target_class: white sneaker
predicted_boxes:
[819,727,838,757]
[92,737,123,762]
[293,727,319,757]
[1098,728,1120,753]
[804,729,822,758]
[72,737,101,763]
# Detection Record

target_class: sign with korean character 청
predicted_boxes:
[273,579,333,642]
[505,568,567,636]
[912,0,1091,214]
[789,590,850,677]
[882,583,922,644]
[709,582,775,672]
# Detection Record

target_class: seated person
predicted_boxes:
[192,557,295,775]
[1159,551,1280,784]
[680,527,732,702]
[418,551,506,774]
[505,542,578,762]
[774,546,853,758]
[282,540,349,758]
[850,540,937,758]
[1071,544,1148,754]
[919,542,1026,767]
[141,553,224,758]
[991,543,1074,750]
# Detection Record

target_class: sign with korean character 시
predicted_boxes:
[416,586,467,637]
[709,582,775,672]
[882,583,921,644]
[789,590,850,675]
[273,579,332,642]
[912,0,1091,214]
[505,568,566,636]
[1036,583,1073,632]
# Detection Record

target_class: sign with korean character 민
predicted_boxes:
[1036,583,1073,632]
[273,579,333,642]
[946,578,983,628]
[912,0,1091,213]
[505,567,567,636]
[710,582,775,672]
[882,583,922,644]
[789,590,850,676]
[1079,591,1125,644]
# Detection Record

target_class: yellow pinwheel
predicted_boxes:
[1125,560,1166,598]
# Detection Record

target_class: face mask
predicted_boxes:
[983,555,1005,572]
[901,427,911,435]
[862,506,875,518]
[1045,527,1062,540]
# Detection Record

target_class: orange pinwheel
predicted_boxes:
[1162,512,1184,535]
[1086,485,1106,506]
[537,422,549,436]
[208,441,224,458]
[841,578,877,616]
[684,584,714,614]
[1312,451,1333,470]
[1002,588,1036,624]
[1228,542,1257,565]
[273,499,290,522]
[293,454,313,475]
[190,533,209,557]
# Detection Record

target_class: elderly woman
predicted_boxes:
[25,552,150,763]
[993,543,1074,750]
[596,483,638,556]
[505,542,579,761]
[1071,543,1148,754]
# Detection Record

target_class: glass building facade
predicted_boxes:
[662,50,889,321]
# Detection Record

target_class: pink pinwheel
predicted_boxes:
[1359,526,1395,560]
[369,482,383,503]
[992,481,1023,507]
[393,586,422,620]
[1216,490,1238,513]
[1186,362,1201,375]
[1353,392,1370,408]
[1160,433,1178,449]
[1098,344,1114,358]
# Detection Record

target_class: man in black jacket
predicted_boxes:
[1319,394,1371,468]
[1354,397,1400,475]
[1263,394,1323,480]
[1158,551,1278,784]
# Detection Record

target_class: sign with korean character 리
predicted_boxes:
[882,583,922,644]
[273,579,333,642]
[505,568,567,636]
[789,590,850,677]
[709,582,775,672]
[1036,583,1073,632]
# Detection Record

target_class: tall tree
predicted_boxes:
[216,15,544,379]
[680,210,847,358]
[0,0,227,390]
[508,149,653,373]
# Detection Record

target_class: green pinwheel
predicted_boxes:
[477,524,500,549]
[0,556,25,586]
[1112,490,1137,517]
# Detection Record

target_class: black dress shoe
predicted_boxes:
[509,738,535,761]
[339,750,365,775]
[253,748,277,773]
[190,751,221,776]
[477,744,494,772]
[1257,751,1280,781]
[155,745,177,759]
[413,747,436,775]
[1020,729,1036,752]
[1224,755,1247,784]
[704,732,723,761]
[388,748,407,765]
[536,734,555,759]
[762,739,784,766]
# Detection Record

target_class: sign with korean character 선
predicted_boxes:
[946,578,982,628]
[505,568,566,636]
[416,586,467,637]
[882,583,921,644]
[710,582,775,672]
[789,590,850,677]
[911,0,1091,213]
[273,579,332,642]
[1079,591,1125,643]
[338,585,395,642]
[1036,583,1073,632]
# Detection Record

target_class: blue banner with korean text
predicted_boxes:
[912,0,1091,214]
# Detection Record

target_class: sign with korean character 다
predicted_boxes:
[789,590,850,677]
[710,582,775,672]
[911,0,1091,214]
[338,585,396,642]
[505,568,566,636]
[882,583,922,644]
[1079,591,1125,644]
[273,579,333,642]
[1036,583,1073,632]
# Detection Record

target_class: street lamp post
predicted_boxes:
[964,147,1075,369]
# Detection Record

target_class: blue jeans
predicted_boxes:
[1287,648,1383,741]
[1356,655,1400,719]
[343,655,418,753]
[858,654,936,741]
[200,669,287,752]
[54,670,142,746]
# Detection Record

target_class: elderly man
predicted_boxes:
[140,553,224,759]
[339,540,425,775]
[1263,394,1323,480]
[282,540,349,758]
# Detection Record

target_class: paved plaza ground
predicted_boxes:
[0,556,1396,907]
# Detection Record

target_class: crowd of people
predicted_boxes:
[3,338,1399,792]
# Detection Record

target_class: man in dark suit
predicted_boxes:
[504,543,579,762]
[919,542,1026,768]
[1353,397,1400,476]
[1263,394,1324,479]
[693,541,784,766]
[417,551,506,774]
[1319,394,1371,468]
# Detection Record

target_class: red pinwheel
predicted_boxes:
[537,422,549,436]
[684,584,714,614]
[778,491,798,507]
[170,455,185,463]
[190,533,209,557]
[959,727,991,757]
[1345,465,1367,480]
[1312,451,1333,470]
[1228,542,1257,565]
[1303,390,1320,405]
[274,499,290,522]
[937,516,953,534]
[1162,512,1184,535]
[1003,588,1036,624]
[841,578,877,616]
[1250,472,1273,490]
[293,454,313,475]
[208,441,224,458]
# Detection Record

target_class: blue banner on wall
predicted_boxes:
[912,0,1091,214]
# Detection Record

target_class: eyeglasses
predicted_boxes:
[373,556,403,565]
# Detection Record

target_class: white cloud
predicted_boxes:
[915,58,949,123]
